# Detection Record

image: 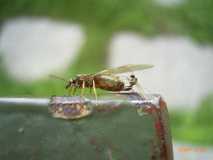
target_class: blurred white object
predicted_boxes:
[109,33,213,107]
[0,17,85,81]
[155,0,185,6]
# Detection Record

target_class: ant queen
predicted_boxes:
[51,64,154,100]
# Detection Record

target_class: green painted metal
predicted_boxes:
[0,94,173,160]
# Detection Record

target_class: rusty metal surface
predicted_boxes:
[48,94,160,120]
[143,97,173,160]
[0,93,173,160]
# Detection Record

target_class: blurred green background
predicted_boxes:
[0,0,213,146]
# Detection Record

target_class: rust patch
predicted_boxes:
[49,97,92,119]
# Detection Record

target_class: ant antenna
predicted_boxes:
[49,74,67,82]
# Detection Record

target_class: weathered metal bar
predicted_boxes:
[48,94,160,120]
[0,97,50,106]
[0,97,50,107]
[0,94,161,120]
[0,94,159,108]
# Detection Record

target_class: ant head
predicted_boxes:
[130,74,135,78]
[65,78,74,89]
[129,74,137,85]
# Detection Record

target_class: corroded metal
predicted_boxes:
[49,96,93,119]
[48,93,160,120]
[0,93,173,160]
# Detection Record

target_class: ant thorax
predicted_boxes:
[71,74,94,88]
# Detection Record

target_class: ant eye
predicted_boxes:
[65,82,70,89]
[130,75,135,78]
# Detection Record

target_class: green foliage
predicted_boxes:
[67,28,111,75]
[0,0,159,30]
[177,0,213,42]
[170,94,213,145]
[0,0,213,42]
[194,94,213,125]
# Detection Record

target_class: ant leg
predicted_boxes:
[68,86,73,95]
[81,81,85,97]
[72,87,77,96]
[92,80,98,105]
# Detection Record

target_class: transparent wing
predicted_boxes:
[135,82,145,98]
[96,64,154,75]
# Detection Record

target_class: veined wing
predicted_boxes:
[96,64,154,75]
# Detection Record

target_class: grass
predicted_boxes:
[0,0,213,145]
[170,94,213,146]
